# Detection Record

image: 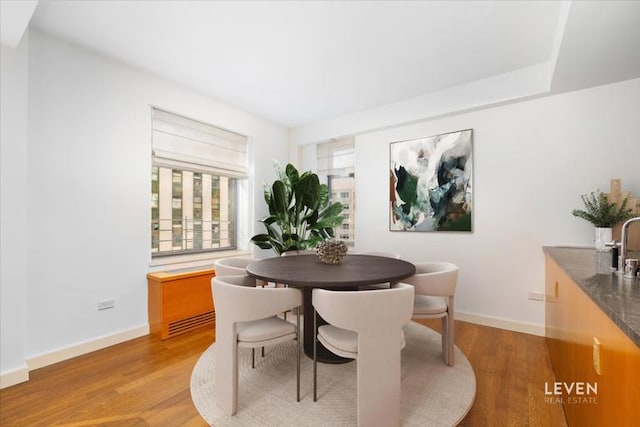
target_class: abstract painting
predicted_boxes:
[390,129,473,232]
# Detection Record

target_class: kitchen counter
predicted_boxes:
[543,246,640,347]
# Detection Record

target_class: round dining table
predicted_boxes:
[247,254,416,363]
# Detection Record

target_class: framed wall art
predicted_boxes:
[389,129,473,232]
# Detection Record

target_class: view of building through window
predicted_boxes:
[328,174,355,244]
[151,166,236,255]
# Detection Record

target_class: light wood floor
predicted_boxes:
[0,320,566,426]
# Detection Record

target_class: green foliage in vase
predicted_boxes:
[251,162,344,255]
[571,190,634,228]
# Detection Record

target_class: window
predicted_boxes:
[317,138,355,245]
[151,108,247,257]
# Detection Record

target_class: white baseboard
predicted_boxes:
[455,311,545,337]
[26,324,149,371]
[0,365,29,389]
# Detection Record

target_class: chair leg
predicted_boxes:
[296,306,301,402]
[262,347,265,358]
[252,348,255,369]
[313,308,318,402]
[447,310,455,366]
[441,313,454,366]
[441,316,447,365]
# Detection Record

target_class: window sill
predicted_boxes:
[148,249,253,273]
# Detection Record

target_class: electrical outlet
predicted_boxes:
[593,337,601,375]
[528,291,544,301]
[98,299,115,311]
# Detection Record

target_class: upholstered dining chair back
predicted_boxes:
[213,257,253,276]
[313,283,413,334]
[402,261,458,366]
[215,257,271,287]
[212,275,303,416]
[215,275,301,320]
[403,261,458,296]
[312,283,414,427]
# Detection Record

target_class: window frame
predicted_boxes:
[150,107,247,259]
[151,166,239,258]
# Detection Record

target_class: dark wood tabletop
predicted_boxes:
[247,254,416,363]
[246,254,416,288]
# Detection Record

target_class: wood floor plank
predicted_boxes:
[0,321,565,426]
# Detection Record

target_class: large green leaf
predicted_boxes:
[250,234,271,243]
[261,215,277,225]
[305,210,319,226]
[251,240,274,250]
[250,232,285,255]
[285,163,300,190]
[319,201,343,219]
[271,180,288,217]
[263,185,275,216]
[296,174,320,210]
[318,184,329,208]
[311,216,343,230]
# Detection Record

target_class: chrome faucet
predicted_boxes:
[619,216,640,274]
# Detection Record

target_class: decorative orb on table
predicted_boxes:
[316,240,348,264]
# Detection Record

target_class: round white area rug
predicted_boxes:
[191,321,476,426]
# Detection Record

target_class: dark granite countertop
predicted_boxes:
[543,246,640,348]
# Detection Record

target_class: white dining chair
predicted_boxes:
[212,275,303,416]
[214,257,271,287]
[214,257,275,360]
[213,257,252,276]
[312,283,414,427]
[402,262,458,366]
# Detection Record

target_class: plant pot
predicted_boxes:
[594,227,612,251]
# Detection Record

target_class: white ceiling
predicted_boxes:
[7,1,640,129]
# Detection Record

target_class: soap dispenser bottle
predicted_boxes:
[606,241,621,270]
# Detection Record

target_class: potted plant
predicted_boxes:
[251,162,344,255]
[571,190,634,250]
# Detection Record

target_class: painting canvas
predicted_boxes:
[390,129,473,232]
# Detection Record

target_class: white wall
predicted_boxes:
[353,78,640,331]
[0,28,288,380]
[0,33,30,386]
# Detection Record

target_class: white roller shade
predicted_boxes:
[152,108,248,178]
[317,138,355,176]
